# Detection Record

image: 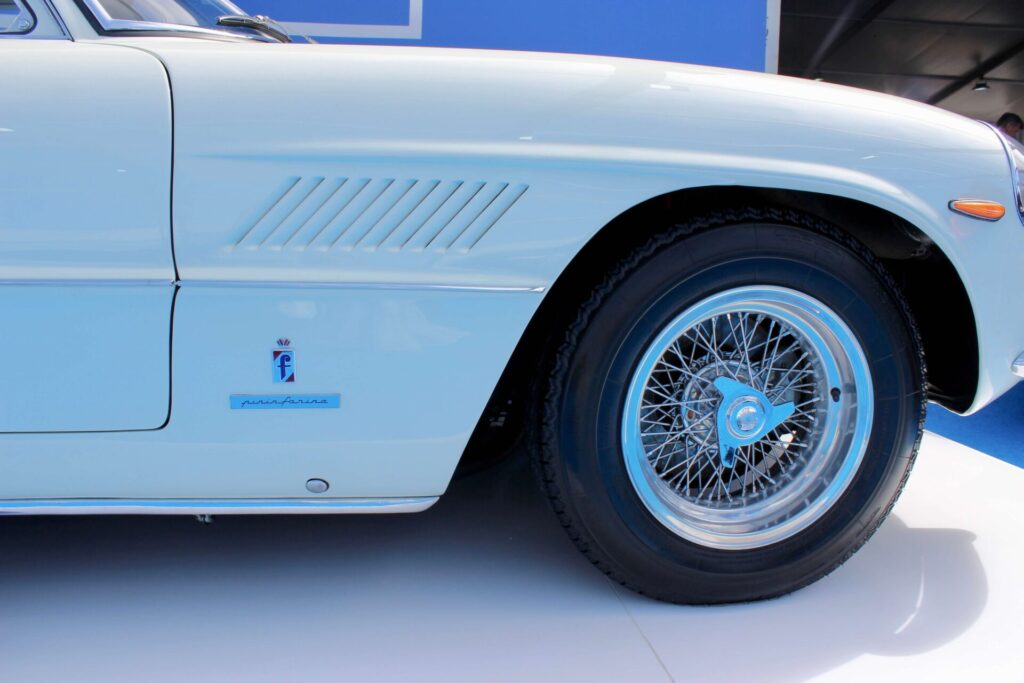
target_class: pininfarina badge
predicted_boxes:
[273,339,295,383]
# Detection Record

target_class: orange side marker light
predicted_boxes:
[949,199,1006,221]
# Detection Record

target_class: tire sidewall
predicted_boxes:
[553,221,922,602]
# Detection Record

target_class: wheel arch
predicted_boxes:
[459,185,977,471]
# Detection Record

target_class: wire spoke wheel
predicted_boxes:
[541,214,923,602]
[622,286,874,549]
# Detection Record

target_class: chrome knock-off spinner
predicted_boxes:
[713,376,795,468]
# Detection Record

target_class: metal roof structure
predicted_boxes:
[780,0,1024,124]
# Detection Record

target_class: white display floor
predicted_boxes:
[0,432,1019,682]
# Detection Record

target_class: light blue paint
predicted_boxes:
[239,0,769,71]
[229,394,341,410]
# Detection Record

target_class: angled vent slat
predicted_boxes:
[277,177,350,249]
[383,181,464,251]
[233,177,526,254]
[242,177,323,248]
[260,176,337,249]
[433,182,508,250]
[359,179,441,250]
[310,178,394,249]
[406,181,486,251]
[295,178,369,248]
[335,179,418,250]
[453,183,529,252]
[233,176,301,249]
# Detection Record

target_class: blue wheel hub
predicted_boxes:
[713,376,795,468]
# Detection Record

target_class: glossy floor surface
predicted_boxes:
[0,432,1019,682]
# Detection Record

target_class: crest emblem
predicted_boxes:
[273,340,295,383]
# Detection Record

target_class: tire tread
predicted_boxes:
[533,206,927,603]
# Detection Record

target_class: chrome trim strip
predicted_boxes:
[984,122,1024,227]
[0,278,174,287]
[179,279,546,293]
[101,18,269,40]
[0,496,439,515]
[39,0,69,38]
[0,279,545,292]
[1012,353,1024,378]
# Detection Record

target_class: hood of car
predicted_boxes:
[108,37,1015,304]
[108,37,998,162]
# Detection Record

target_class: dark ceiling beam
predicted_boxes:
[815,69,1024,85]
[927,38,1024,104]
[785,12,1024,33]
[802,0,899,78]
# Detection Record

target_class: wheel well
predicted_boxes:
[459,186,977,470]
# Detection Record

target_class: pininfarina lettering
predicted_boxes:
[230,394,341,410]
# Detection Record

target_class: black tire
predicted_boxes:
[535,207,925,604]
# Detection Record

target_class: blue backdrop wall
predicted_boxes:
[238,0,771,72]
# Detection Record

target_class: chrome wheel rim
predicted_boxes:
[621,286,873,550]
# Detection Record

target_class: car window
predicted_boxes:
[91,0,242,27]
[0,0,35,34]
[84,0,284,41]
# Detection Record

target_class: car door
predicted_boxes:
[0,13,175,432]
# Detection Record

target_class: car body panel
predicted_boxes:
[1,13,1022,505]
[0,41,173,280]
[0,40,174,431]
[118,38,1022,415]
[0,285,173,432]
[0,285,538,499]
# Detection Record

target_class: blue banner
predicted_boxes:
[238,0,770,71]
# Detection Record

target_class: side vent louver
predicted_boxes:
[233,177,528,252]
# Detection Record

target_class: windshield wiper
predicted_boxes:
[217,14,291,43]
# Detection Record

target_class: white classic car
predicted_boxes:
[3,0,1022,604]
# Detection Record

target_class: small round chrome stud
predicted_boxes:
[305,478,329,494]
[734,404,761,433]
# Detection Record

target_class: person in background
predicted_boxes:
[995,112,1022,139]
